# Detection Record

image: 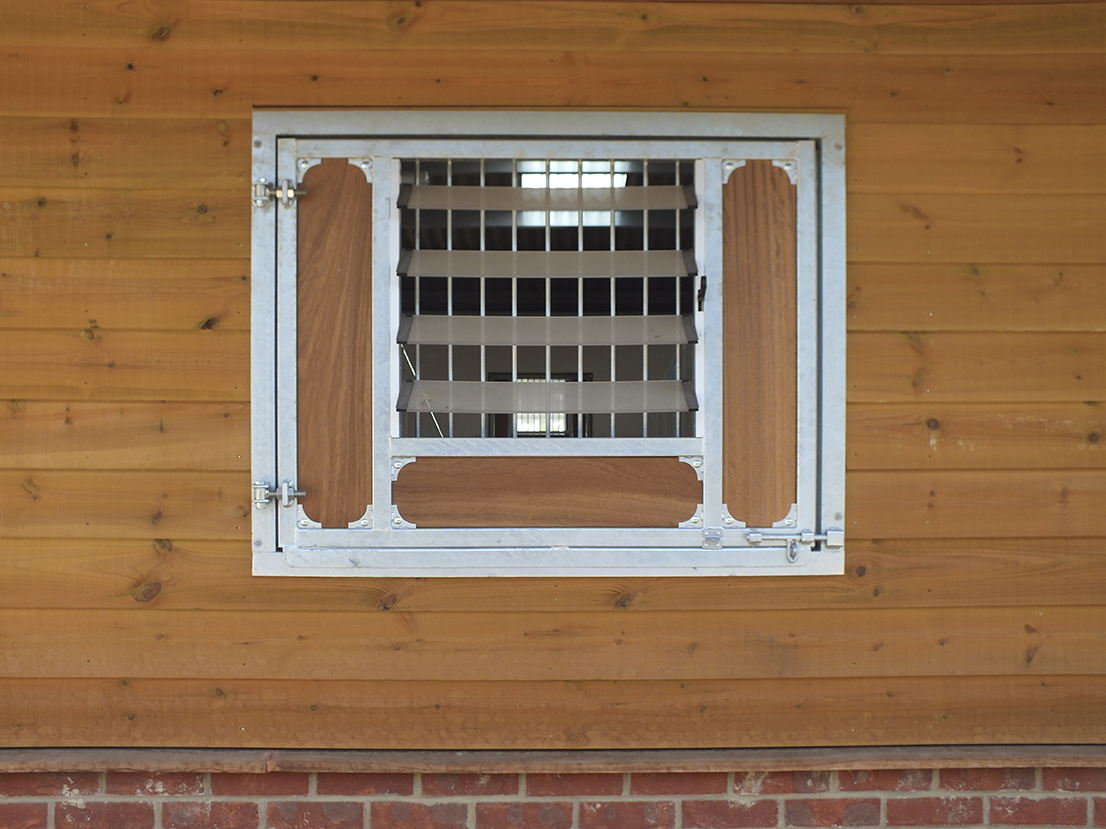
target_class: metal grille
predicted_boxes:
[397,158,698,438]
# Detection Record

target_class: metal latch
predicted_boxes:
[252,480,306,509]
[746,528,845,562]
[252,179,305,208]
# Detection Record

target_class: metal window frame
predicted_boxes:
[251,111,846,578]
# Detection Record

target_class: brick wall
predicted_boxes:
[3,767,1106,828]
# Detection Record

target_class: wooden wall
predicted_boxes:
[1,0,1104,749]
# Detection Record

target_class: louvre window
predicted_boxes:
[250,111,846,577]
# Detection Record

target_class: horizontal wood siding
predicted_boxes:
[1,0,1103,749]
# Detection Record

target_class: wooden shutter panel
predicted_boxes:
[297,159,373,528]
[722,160,798,527]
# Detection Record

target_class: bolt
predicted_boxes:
[724,517,733,524]
[691,516,701,524]
[785,518,795,526]
[692,459,702,468]
[394,461,403,468]
[360,519,369,526]
[299,520,309,527]
[393,516,402,525]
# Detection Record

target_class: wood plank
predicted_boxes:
[0,401,248,471]
[0,258,250,331]
[848,402,1106,470]
[4,48,1103,125]
[0,470,249,540]
[848,125,1106,195]
[849,193,1106,263]
[0,676,1102,748]
[847,264,1106,332]
[3,606,1105,681]
[0,330,248,401]
[4,538,1106,612]
[848,332,1106,403]
[849,469,1106,538]
[297,159,374,529]
[393,457,702,528]
[722,160,797,527]
[0,188,247,259]
[3,2,1103,55]
[0,116,250,190]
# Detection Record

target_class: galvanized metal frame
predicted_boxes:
[250,111,846,578]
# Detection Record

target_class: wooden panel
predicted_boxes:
[1,471,249,540]
[5,538,1106,612]
[1,676,1103,748]
[3,606,1103,681]
[848,402,1106,470]
[849,193,1106,263]
[849,469,1106,538]
[4,48,1104,125]
[847,264,1106,332]
[722,161,797,527]
[848,125,1106,194]
[297,159,374,529]
[0,258,250,331]
[3,2,1103,55]
[0,116,249,189]
[848,332,1106,403]
[0,330,247,401]
[393,457,701,528]
[0,188,246,259]
[0,402,248,471]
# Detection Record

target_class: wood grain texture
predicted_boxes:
[1,676,1103,749]
[4,48,1103,125]
[0,402,248,471]
[848,125,1106,195]
[0,116,250,189]
[296,159,374,529]
[0,258,250,331]
[3,2,1103,55]
[0,330,248,401]
[847,264,1106,332]
[393,457,701,528]
[848,402,1105,470]
[721,161,797,528]
[4,538,1106,612]
[0,188,247,259]
[848,332,1106,403]
[1,471,249,540]
[849,469,1106,538]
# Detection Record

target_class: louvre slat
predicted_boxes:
[399,183,696,211]
[398,249,697,278]
[399,380,696,414]
[399,314,696,347]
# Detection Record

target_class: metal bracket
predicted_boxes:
[347,505,373,529]
[391,456,417,481]
[252,480,305,509]
[678,455,705,481]
[772,502,799,529]
[252,179,305,208]
[679,504,704,529]
[390,505,416,529]
[702,528,723,550]
[772,158,799,185]
[720,504,744,528]
[722,159,747,185]
[349,158,373,183]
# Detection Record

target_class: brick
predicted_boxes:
[886,796,983,826]
[682,799,779,828]
[1094,796,1106,827]
[1045,768,1106,792]
[55,802,155,829]
[372,801,468,829]
[163,801,260,829]
[991,795,1089,826]
[527,773,623,796]
[0,771,99,796]
[736,771,832,795]
[840,769,933,792]
[267,801,364,829]
[106,771,205,795]
[938,768,1035,792]
[476,802,573,829]
[580,800,675,829]
[784,798,881,827]
[317,772,414,796]
[0,802,47,829]
[210,772,309,796]
[631,772,728,795]
[422,773,518,796]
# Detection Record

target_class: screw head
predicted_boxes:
[724,517,733,524]
[692,459,702,468]
[360,519,369,526]
[393,516,403,525]
[299,520,309,527]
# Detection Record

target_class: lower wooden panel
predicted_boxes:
[1,676,1102,748]
[393,457,701,528]
[4,538,1106,613]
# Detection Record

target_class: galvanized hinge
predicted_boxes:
[746,528,846,562]
[252,179,305,208]
[252,480,306,509]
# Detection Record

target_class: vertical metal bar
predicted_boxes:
[641,159,650,437]
[701,157,723,529]
[480,158,487,438]
[446,158,454,438]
